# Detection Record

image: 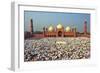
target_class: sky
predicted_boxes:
[24,11,90,32]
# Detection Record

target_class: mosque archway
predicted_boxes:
[58,31,62,37]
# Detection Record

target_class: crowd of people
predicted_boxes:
[24,37,90,61]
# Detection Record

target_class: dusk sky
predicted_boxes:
[24,11,90,32]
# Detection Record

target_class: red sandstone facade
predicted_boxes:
[43,26,77,37]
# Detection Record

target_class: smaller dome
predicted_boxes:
[65,26,71,32]
[57,24,63,29]
[48,26,54,32]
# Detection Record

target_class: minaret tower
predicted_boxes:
[30,18,34,34]
[43,27,45,37]
[84,20,87,35]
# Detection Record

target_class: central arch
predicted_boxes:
[58,31,62,37]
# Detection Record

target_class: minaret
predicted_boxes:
[43,27,45,37]
[73,27,77,37]
[30,18,34,34]
[84,20,87,34]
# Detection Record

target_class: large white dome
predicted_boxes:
[65,26,71,32]
[57,24,63,29]
[48,26,54,32]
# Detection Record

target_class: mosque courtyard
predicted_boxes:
[24,37,90,62]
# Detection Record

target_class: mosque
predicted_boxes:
[24,19,90,39]
[43,24,77,37]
